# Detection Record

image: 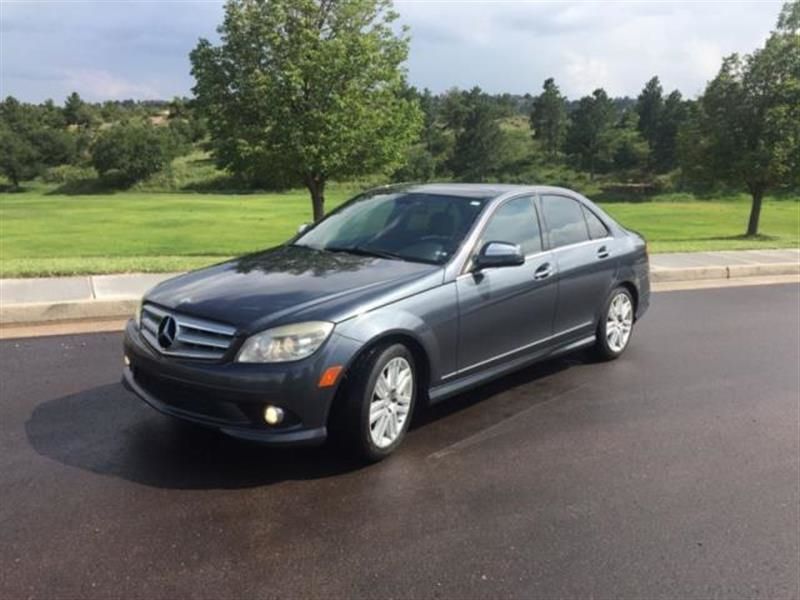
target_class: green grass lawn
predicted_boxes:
[1,184,798,277]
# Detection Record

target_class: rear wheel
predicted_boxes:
[334,343,416,462]
[594,287,635,360]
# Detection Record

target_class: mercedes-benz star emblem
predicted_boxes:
[157,315,178,349]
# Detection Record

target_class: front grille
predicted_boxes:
[140,303,237,360]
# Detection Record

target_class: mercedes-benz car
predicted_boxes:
[122,184,649,461]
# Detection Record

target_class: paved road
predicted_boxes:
[1,284,798,599]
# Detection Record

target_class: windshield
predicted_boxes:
[293,191,490,265]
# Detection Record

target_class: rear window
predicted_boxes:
[583,206,610,239]
[541,195,590,248]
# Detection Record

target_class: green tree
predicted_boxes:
[681,1,800,235]
[653,90,688,172]
[529,78,567,160]
[565,88,616,179]
[440,88,469,131]
[635,76,663,155]
[448,90,507,181]
[0,121,40,188]
[190,0,422,221]
[0,97,76,187]
[91,122,177,184]
[63,92,93,128]
[610,111,650,172]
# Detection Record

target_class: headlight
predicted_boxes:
[236,321,334,363]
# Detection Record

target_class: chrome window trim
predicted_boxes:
[549,236,613,252]
[538,192,617,249]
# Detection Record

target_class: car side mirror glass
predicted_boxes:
[474,241,525,270]
[297,223,311,235]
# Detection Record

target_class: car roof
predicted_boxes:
[390,183,583,200]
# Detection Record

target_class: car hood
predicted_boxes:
[145,245,442,331]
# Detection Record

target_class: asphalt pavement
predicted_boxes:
[1,284,798,599]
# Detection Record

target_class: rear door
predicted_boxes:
[539,194,617,339]
[455,195,558,374]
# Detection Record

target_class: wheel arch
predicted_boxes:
[326,330,433,429]
[617,280,640,319]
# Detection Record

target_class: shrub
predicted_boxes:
[41,164,97,184]
[393,145,436,182]
[90,122,178,184]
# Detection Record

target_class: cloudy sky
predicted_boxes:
[0,0,783,103]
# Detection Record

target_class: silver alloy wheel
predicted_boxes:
[606,292,634,353]
[368,356,413,448]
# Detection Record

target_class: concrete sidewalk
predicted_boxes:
[1,249,798,326]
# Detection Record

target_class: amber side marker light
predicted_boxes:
[318,366,343,388]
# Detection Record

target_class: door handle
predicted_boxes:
[597,246,610,259]
[534,263,553,280]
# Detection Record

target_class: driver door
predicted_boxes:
[455,195,558,374]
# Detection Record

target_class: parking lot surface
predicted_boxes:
[1,284,798,599]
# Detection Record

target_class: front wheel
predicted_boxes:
[594,287,635,360]
[334,343,416,462]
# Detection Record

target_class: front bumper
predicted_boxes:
[121,319,362,446]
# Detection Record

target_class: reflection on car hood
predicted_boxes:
[145,245,442,331]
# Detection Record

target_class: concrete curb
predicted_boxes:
[1,299,139,326]
[2,262,798,327]
[650,262,800,282]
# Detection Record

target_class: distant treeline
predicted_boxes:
[0,94,205,188]
[0,80,709,193]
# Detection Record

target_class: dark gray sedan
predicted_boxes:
[122,184,649,460]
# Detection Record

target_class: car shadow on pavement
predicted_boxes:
[25,354,586,490]
[25,383,366,489]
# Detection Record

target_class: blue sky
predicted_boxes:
[0,0,782,102]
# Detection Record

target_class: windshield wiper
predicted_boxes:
[325,245,410,262]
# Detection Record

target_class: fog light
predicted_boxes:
[123,355,130,367]
[263,405,284,426]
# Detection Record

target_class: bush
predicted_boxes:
[41,164,97,184]
[90,122,178,184]
[392,145,436,182]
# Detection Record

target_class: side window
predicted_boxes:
[480,196,542,255]
[583,206,609,240]
[541,195,590,248]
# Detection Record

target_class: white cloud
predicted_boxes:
[562,53,614,97]
[400,0,781,98]
[0,0,784,102]
[60,69,161,101]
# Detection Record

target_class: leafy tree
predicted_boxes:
[635,76,663,154]
[393,145,436,182]
[652,90,688,172]
[0,122,40,188]
[0,97,76,187]
[448,90,508,181]
[565,88,616,179]
[90,122,177,184]
[190,0,422,221]
[610,111,650,172]
[63,92,93,128]
[439,88,469,131]
[681,1,800,235]
[529,78,567,160]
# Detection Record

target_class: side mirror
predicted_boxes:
[297,223,311,235]
[474,241,525,270]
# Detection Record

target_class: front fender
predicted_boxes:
[334,283,458,384]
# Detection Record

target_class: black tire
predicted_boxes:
[332,343,417,462]
[593,286,635,361]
